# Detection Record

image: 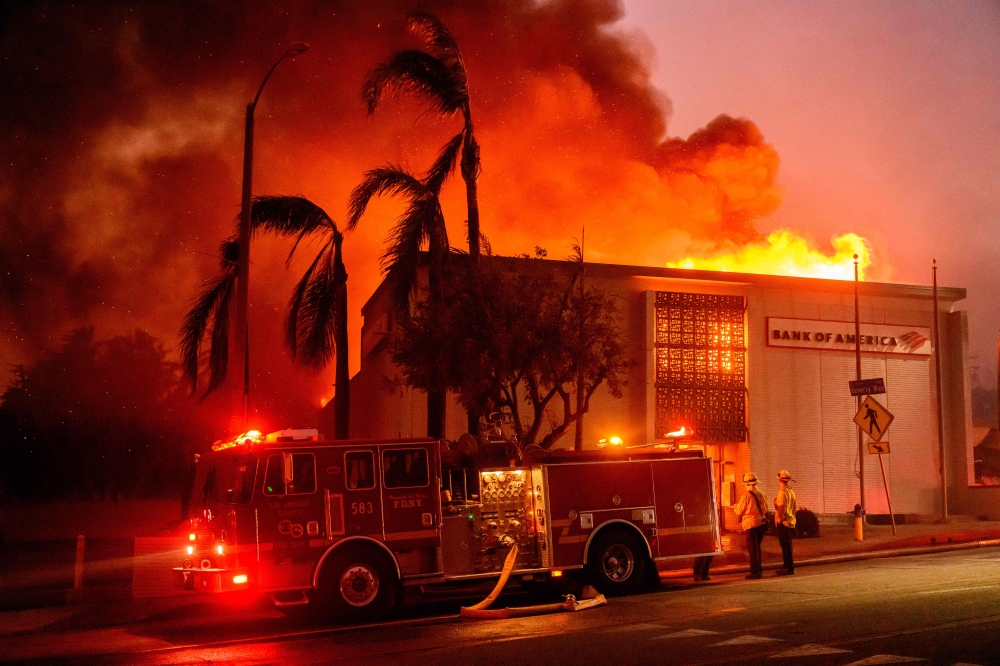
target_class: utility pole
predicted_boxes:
[854,254,865,522]
[229,43,309,435]
[574,228,586,451]
[932,259,948,520]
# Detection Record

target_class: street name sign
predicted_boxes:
[850,378,886,396]
[867,441,891,455]
[853,395,893,443]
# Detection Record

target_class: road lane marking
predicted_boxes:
[842,656,925,665]
[650,629,720,640]
[710,634,781,646]
[832,613,1000,648]
[770,644,851,658]
[916,585,998,595]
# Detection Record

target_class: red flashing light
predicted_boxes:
[233,574,248,585]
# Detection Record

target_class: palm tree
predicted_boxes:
[347,160,453,438]
[180,236,240,401]
[179,196,352,439]
[252,196,350,439]
[363,12,482,262]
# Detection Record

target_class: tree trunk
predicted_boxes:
[461,128,481,263]
[573,375,585,451]
[333,244,350,440]
[426,219,448,439]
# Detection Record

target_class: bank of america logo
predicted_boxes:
[898,331,928,351]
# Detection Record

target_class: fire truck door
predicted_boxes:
[379,444,440,549]
[652,458,717,557]
[341,448,383,539]
[257,450,323,590]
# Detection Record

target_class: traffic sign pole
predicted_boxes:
[877,453,896,535]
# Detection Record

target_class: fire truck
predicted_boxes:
[175,428,721,621]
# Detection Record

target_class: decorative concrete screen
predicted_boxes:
[654,292,748,442]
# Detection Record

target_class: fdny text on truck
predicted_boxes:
[175,429,722,621]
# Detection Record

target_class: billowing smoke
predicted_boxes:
[0,0,783,428]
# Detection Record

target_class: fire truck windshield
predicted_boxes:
[194,452,258,509]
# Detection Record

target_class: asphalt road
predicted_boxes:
[7,547,1000,665]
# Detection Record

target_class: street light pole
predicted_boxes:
[230,42,309,435]
[854,254,865,524]
[932,259,948,520]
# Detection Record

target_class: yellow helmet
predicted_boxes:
[743,472,758,484]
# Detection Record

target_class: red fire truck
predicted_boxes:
[175,428,721,621]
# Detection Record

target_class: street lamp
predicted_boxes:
[231,42,309,433]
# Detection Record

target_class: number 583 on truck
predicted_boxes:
[175,428,722,621]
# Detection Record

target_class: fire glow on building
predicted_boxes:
[354,253,983,525]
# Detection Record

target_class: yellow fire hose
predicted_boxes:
[459,544,607,619]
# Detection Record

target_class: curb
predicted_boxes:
[660,537,1000,579]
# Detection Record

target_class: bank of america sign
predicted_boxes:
[766,317,932,356]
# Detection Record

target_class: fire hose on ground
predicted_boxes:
[459,537,607,619]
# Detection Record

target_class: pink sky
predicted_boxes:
[621,0,1000,384]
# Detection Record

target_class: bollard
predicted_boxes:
[854,504,865,542]
[73,534,85,590]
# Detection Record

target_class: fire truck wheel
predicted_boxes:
[586,528,648,596]
[316,546,397,622]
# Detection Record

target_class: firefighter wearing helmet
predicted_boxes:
[774,470,797,576]
[734,472,768,579]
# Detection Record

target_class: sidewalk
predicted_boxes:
[659,519,1000,577]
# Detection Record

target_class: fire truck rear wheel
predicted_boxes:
[317,546,397,622]
[586,527,648,596]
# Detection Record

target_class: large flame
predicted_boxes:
[667,231,871,280]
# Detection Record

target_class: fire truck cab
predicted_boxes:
[176,429,721,621]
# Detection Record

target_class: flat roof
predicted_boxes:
[361,255,965,316]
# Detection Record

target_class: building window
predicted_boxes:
[654,292,748,442]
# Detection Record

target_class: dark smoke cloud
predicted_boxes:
[0,0,779,428]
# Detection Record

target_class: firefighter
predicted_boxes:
[734,472,768,579]
[774,470,797,576]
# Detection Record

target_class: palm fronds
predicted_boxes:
[347,165,430,230]
[179,236,239,399]
[424,131,464,195]
[347,164,450,312]
[363,50,465,116]
[285,241,342,369]
[407,12,462,65]
[251,195,335,264]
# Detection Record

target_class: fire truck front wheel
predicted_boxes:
[586,527,649,596]
[316,546,397,622]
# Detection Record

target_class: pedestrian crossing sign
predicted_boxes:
[854,395,893,443]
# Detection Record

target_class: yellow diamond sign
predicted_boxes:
[854,395,893,443]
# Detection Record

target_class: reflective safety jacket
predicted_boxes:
[734,487,768,531]
[775,486,797,528]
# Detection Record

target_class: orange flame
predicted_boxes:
[667,231,871,281]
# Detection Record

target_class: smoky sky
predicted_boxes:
[1,0,783,428]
